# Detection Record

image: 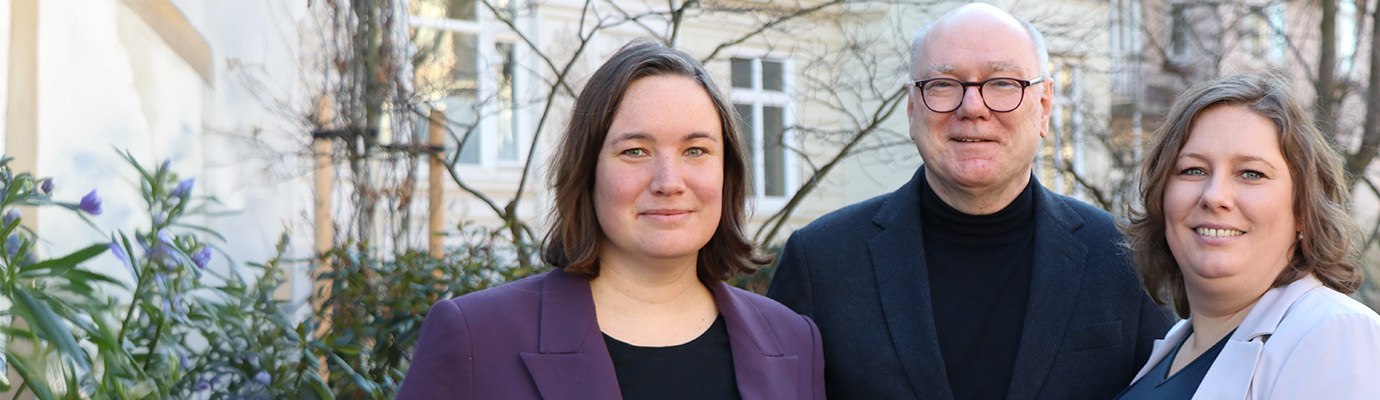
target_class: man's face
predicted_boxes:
[908,12,1052,201]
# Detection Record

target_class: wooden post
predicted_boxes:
[428,110,445,258]
[311,137,334,381]
[310,94,336,381]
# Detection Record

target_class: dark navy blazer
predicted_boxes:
[767,168,1174,399]
[398,268,826,399]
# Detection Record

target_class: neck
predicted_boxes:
[592,254,706,307]
[1185,286,1264,347]
[924,168,1032,215]
[591,252,718,346]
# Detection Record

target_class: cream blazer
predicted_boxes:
[1127,275,1380,399]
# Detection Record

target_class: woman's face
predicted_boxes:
[1163,105,1298,301]
[593,75,724,267]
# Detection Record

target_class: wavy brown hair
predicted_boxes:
[1123,72,1362,318]
[541,38,770,282]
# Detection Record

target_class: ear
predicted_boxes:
[907,88,917,122]
[1038,79,1054,139]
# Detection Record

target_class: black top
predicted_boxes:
[603,314,742,400]
[920,174,1036,400]
[1113,328,1234,400]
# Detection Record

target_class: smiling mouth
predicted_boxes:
[1195,227,1244,238]
[953,138,989,143]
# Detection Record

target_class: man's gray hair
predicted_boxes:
[908,7,1050,79]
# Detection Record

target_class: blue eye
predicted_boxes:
[1242,170,1265,179]
[1179,167,1206,176]
[621,148,647,157]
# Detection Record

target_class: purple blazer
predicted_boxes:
[397,268,826,399]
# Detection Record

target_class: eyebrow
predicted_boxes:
[1178,152,1280,168]
[917,61,1025,79]
[607,131,719,145]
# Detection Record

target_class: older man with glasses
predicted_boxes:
[767,3,1174,399]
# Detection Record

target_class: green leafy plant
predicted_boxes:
[313,225,540,399]
[0,152,328,399]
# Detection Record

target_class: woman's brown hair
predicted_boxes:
[541,38,770,282]
[1124,72,1362,318]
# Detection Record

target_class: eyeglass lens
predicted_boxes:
[920,78,1027,113]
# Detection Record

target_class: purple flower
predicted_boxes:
[191,246,211,269]
[5,234,20,256]
[157,230,175,245]
[3,209,19,226]
[38,178,53,194]
[161,159,171,173]
[78,189,102,215]
[108,241,136,279]
[170,178,195,198]
[253,371,270,385]
[171,293,183,313]
[194,380,210,391]
[180,353,194,369]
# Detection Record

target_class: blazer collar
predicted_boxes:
[868,167,952,398]
[1129,275,1325,399]
[521,269,800,400]
[710,281,800,400]
[868,169,1089,400]
[520,269,622,400]
[1005,178,1089,399]
[1194,275,1324,400]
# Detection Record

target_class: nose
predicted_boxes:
[954,85,991,119]
[1198,175,1234,212]
[649,156,687,196]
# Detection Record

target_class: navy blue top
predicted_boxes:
[1113,328,1234,400]
[920,174,1036,400]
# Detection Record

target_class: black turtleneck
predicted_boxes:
[920,173,1036,400]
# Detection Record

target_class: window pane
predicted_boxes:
[734,104,757,195]
[414,28,480,163]
[762,60,783,92]
[446,100,481,164]
[495,42,518,162]
[731,58,752,89]
[412,0,477,21]
[1170,5,1188,56]
[764,106,785,197]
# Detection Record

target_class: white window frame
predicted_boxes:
[729,51,796,207]
[1046,58,1085,198]
[409,0,527,171]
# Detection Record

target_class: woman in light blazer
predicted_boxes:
[1117,72,1380,399]
[395,39,825,400]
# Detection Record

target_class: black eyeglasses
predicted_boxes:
[910,77,1046,113]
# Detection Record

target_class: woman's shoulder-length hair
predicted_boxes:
[540,38,770,283]
[1123,71,1363,318]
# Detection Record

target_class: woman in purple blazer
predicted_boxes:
[396,39,825,400]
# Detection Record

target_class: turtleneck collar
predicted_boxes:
[918,173,1036,246]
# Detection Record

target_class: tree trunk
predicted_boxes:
[1318,0,1338,132]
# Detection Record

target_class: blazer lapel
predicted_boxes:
[870,168,954,399]
[711,282,799,400]
[520,269,622,400]
[1131,320,1191,383]
[1006,181,1088,400]
[1192,275,1324,399]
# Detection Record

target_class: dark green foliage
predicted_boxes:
[314,226,541,398]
